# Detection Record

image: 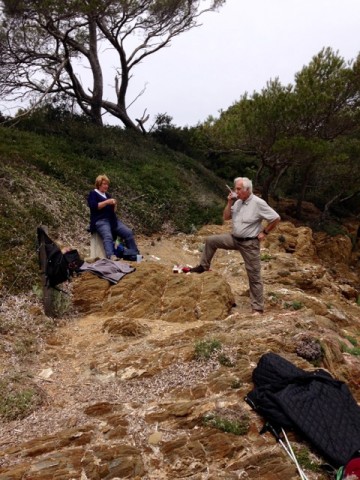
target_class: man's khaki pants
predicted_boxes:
[200,233,263,311]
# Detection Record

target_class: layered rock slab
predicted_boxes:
[72,262,235,322]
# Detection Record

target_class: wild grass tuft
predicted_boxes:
[0,373,44,421]
[284,300,304,311]
[295,447,321,472]
[203,410,249,436]
[260,253,273,262]
[340,343,360,356]
[345,335,358,346]
[194,339,222,360]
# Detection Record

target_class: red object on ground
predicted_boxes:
[182,267,191,273]
[344,457,360,479]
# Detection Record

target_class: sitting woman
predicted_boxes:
[88,174,139,259]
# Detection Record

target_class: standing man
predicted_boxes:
[190,177,280,314]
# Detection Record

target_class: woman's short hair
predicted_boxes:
[95,174,110,189]
[234,177,253,193]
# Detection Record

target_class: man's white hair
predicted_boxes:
[234,177,253,193]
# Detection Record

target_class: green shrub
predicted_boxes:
[345,335,358,346]
[284,300,304,311]
[231,379,242,389]
[0,374,44,421]
[194,339,222,360]
[203,412,249,436]
[340,343,360,356]
[295,447,321,472]
[13,336,38,357]
[318,221,347,237]
[218,353,235,367]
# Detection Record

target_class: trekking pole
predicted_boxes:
[245,396,308,480]
[261,423,294,459]
[260,423,308,480]
[281,428,309,480]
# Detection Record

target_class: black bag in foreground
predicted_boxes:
[37,227,83,288]
[245,352,360,468]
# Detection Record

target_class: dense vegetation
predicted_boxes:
[0,112,226,296]
[154,48,360,221]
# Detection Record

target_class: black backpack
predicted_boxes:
[37,227,83,288]
[122,247,138,262]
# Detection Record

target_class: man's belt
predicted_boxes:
[232,235,258,242]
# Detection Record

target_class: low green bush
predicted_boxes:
[0,373,44,421]
[203,412,249,436]
[295,447,321,473]
[284,300,304,311]
[194,339,222,360]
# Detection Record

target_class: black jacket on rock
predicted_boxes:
[245,352,360,468]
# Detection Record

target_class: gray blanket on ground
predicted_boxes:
[79,259,135,284]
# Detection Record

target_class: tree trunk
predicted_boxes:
[295,164,312,219]
[88,17,104,126]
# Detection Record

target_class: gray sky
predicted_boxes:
[2,0,359,128]
[123,0,360,128]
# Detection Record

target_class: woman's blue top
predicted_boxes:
[87,190,117,233]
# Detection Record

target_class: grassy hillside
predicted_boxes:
[0,120,226,295]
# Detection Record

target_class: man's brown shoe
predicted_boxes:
[190,265,206,274]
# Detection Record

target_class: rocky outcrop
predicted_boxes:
[1,224,360,480]
[73,263,235,322]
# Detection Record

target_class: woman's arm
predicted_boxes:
[88,191,116,210]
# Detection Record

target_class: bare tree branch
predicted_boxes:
[4,57,68,126]
[0,0,226,130]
